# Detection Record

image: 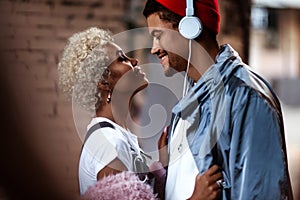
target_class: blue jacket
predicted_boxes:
[169,44,293,199]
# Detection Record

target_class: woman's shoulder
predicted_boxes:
[86,118,121,140]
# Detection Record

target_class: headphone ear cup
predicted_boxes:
[179,16,202,40]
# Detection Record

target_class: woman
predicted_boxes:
[58,27,149,195]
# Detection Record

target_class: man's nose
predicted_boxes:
[151,38,160,55]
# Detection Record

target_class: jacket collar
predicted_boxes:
[172,44,242,117]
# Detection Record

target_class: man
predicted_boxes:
[143,0,294,199]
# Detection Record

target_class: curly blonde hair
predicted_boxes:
[58,27,113,113]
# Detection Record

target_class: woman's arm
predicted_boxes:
[149,127,169,199]
[97,158,127,180]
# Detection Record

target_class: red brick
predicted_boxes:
[26,15,66,28]
[93,8,124,17]
[29,38,65,51]
[54,28,79,40]
[0,38,29,50]
[0,51,17,62]
[25,64,49,79]
[0,14,28,26]
[50,4,90,18]
[13,1,51,15]
[0,1,13,14]
[69,19,125,33]
[47,65,59,81]
[15,50,47,63]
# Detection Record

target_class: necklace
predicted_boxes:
[170,118,190,155]
[178,143,183,153]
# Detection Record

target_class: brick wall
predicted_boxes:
[0,0,145,198]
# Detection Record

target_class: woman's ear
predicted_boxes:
[97,80,111,91]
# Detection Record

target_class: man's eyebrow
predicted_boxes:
[150,29,162,37]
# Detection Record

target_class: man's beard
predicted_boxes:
[164,67,178,77]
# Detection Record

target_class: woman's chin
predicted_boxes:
[135,81,148,93]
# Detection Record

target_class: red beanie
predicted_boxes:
[156,0,220,34]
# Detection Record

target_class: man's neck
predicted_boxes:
[188,40,220,82]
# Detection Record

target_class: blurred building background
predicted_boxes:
[0,0,299,199]
[250,1,300,198]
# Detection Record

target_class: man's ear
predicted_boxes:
[97,81,111,91]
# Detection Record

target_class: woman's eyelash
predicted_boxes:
[118,56,126,61]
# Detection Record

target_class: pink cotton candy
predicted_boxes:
[81,171,157,200]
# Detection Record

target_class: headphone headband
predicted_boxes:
[186,0,194,16]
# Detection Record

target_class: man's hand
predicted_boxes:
[188,165,223,200]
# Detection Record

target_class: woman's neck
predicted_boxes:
[96,104,114,122]
[95,102,128,129]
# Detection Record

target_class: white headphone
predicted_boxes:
[179,0,202,97]
[179,0,202,40]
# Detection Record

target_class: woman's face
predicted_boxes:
[104,42,148,94]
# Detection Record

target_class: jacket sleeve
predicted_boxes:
[229,91,290,199]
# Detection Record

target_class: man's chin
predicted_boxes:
[164,67,177,77]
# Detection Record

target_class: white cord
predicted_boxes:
[182,39,192,97]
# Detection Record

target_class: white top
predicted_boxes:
[78,117,141,194]
[165,119,199,200]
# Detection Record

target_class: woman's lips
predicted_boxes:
[161,56,166,64]
[134,67,146,76]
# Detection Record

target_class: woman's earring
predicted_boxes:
[106,91,111,103]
